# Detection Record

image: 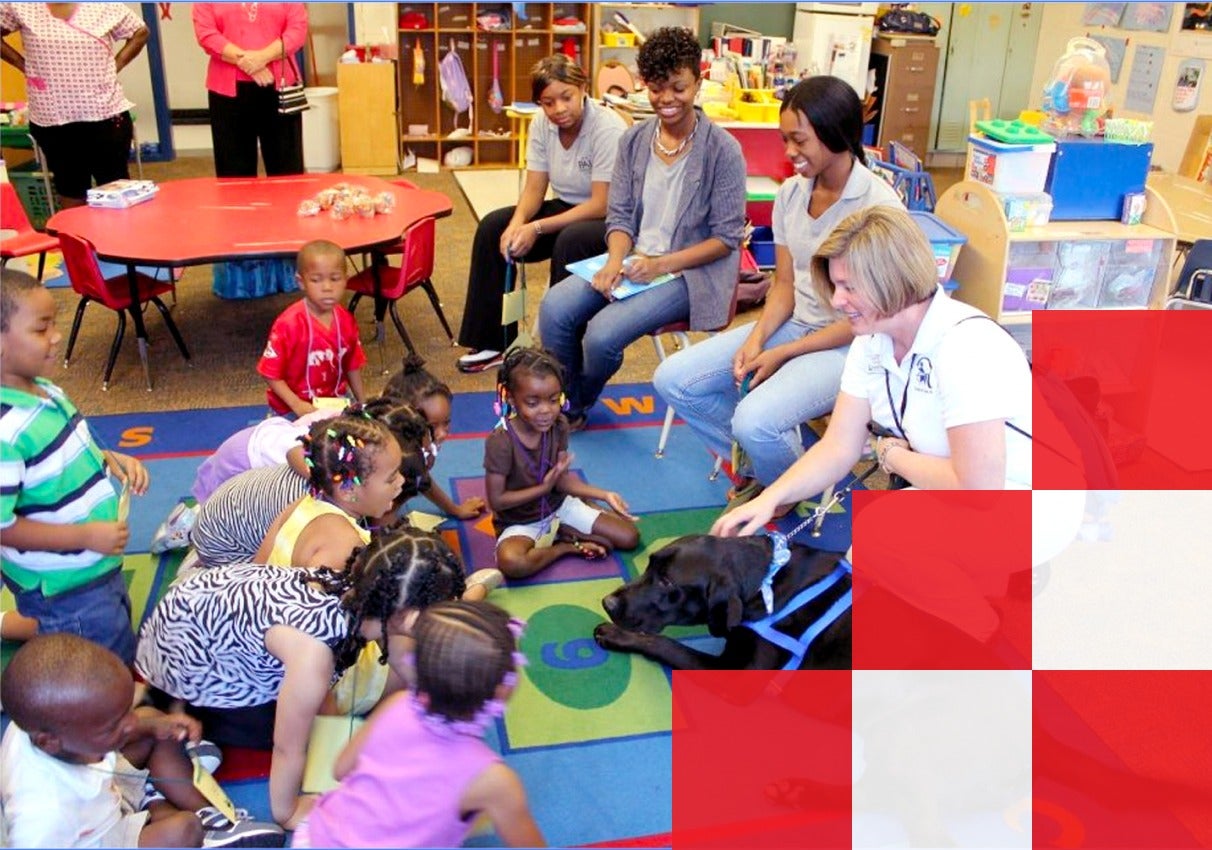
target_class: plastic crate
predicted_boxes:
[966,134,1056,194]
[748,226,775,267]
[909,211,966,286]
[8,161,59,231]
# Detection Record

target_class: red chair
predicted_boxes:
[346,211,455,370]
[0,181,59,281]
[58,231,190,391]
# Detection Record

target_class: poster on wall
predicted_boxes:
[1124,44,1165,112]
[1090,34,1128,82]
[1121,3,1174,32]
[1082,2,1126,27]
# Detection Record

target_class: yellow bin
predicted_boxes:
[731,89,780,123]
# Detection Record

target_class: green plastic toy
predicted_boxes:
[975,119,1055,145]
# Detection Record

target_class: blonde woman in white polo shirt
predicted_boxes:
[715,205,1032,537]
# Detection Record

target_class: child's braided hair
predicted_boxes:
[413,600,519,721]
[356,397,432,498]
[383,353,453,409]
[495,346,565,421]
[317,526,468,673]
[299,414,394,497]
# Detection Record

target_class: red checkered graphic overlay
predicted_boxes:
[671,670,851,849]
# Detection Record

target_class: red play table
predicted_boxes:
[46,174,453,388]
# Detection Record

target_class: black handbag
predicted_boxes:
[877,7,941,36]
[277,44,309,115]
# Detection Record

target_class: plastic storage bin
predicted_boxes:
[1044,138,1152,221]
[731,89,780,123]
[966,134,1056,194]
[8,160,59,230]
[909,211,966,285]
[748,226,775,267]
[997,191,1053,230]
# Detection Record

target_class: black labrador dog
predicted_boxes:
[594,534,851,670]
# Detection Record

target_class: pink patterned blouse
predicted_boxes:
[0,3,144,127]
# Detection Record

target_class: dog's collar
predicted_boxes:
[758,532,792,615]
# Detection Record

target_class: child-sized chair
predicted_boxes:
[346,213,455,372]
[0,181,59,281]
[58,231,190,391]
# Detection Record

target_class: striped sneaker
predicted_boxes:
[196,807,285,848]
[184,739,223,774]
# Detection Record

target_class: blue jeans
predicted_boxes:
[652,318,848,485]
[538,274,691,417]
[13,568,136,665]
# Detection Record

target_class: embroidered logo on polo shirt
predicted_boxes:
[913,356,935,391]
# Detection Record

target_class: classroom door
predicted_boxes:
[934,2,1043,152]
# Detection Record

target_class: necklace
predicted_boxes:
[242,2,258,22]
[652,115,698,158]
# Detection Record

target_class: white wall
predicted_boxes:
[1029,2,1212,173]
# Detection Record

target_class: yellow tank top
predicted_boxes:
[266,494,371,567]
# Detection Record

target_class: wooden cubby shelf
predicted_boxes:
[397,3,592,168]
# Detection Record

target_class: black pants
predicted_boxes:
[457,200,608,352]
[208,82,303,177]
[148,686,277,750]
[30,112,133,200]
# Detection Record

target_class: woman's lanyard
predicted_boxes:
[304,304,343,402]
[506,422,551,522]
[883,354,916,443]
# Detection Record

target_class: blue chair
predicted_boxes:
[1165,239,1212,310]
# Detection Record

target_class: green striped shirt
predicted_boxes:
[0,379,120,596]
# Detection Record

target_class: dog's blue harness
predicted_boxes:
[741,532,852,671]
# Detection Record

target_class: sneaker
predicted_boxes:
[457,349,504,373]
[465,567,505,594]
[197,807,285,848]
[185,739,223,774]
[150,502,198,554]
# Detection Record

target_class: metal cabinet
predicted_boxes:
[870,37,939,162]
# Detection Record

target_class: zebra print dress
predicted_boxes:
[135,563,348,708]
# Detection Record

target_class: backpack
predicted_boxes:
[737,247,771,309]
[439,39,473,128]
[877,7,941,36]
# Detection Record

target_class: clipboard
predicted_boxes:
[565,253,678,300]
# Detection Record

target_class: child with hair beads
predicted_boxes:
[252,410,496,715]
[292,600,545,849]
[190,399,432,568]
[383,354,486,520]
[485,348,639,579]
[190,408,339,505]
[258,239,367,417]
[0,269,149,665]
[1,633,283,848]
[254,413,404,571]
[137,528,470,829]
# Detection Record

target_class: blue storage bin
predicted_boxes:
[1044,139,1152,221]
[749,226,775,268]
[909,211,967,285]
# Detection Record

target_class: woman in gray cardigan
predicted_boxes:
[537,27,747,430]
